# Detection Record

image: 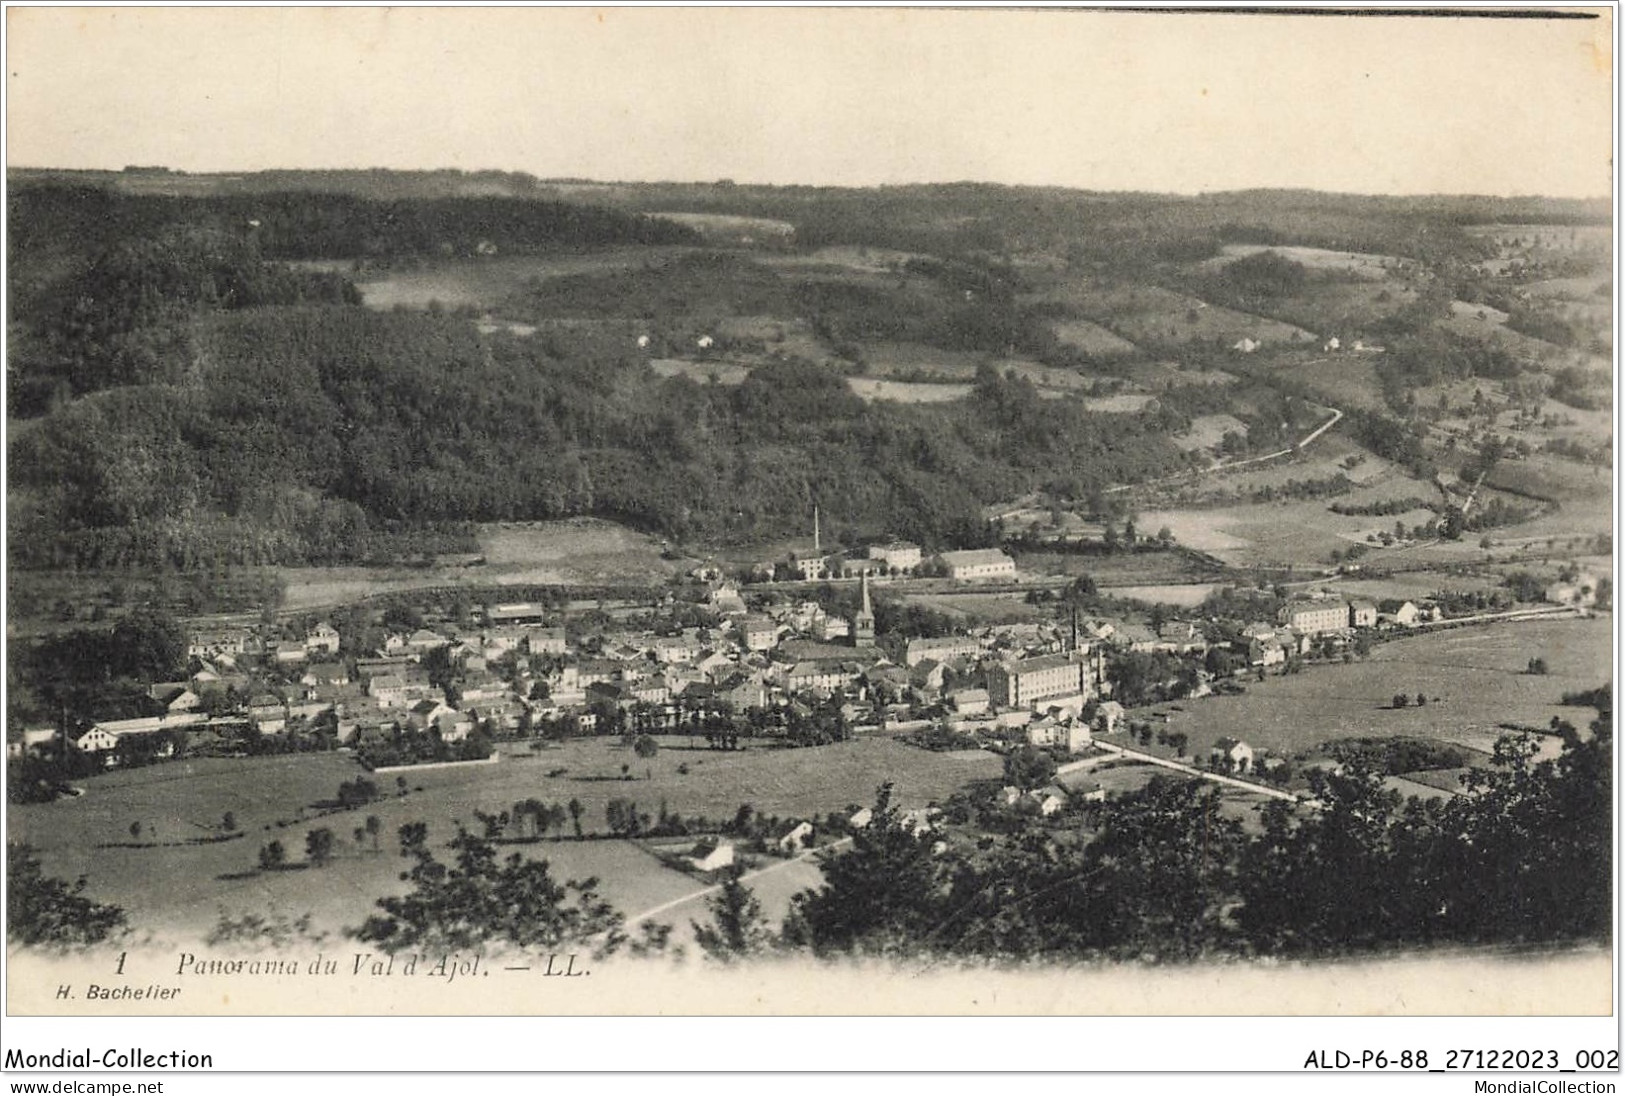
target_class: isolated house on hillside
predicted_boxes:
[1211,737,1255,774]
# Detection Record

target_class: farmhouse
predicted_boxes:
[1545,573,1601,607]
[687,841,735,873]
[147,683,201,713]
[777,821,814,852]
[940,548,1017,581]
[72,726,120,753]
[1210,737,1255,774]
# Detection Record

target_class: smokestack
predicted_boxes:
[814,505,821,554]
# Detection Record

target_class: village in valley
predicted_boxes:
[7,486,1611,952]
[4,104,1613,966]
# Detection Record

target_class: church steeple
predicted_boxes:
[854,570,876,647]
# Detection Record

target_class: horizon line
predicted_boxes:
[5,164,1612,205]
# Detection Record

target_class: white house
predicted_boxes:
[1210,737,1255,774]
[688,841,734,873]
[777,821,815,853]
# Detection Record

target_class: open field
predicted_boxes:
[1238,281,1423,336]
[848,378,970,403]
[1121,361,1240,390]
[10,736,1001,940]
[758,245,922,273]
[898,592,1046,622]
[647,211,796,243]
[349,251,691,311]
[650,358,751,385]
[854,341,986,380]
[274,519,678,610]
[1012,550,1216,587]
[1266,353,1389,412]
[1172,413,1248,453]
[1150,616,1610,766]
[1103,583,1224,607]
[1450,299,1509,326]
[1135,479,1459,567]
[1036,279,1317,350]
[1208,244,1413,279]
[1327,572,1508,603]
[1522,276,1612,301]
[1051,319,1141,357]
[476,519,680,584]
[1461,223,1613,252]
[1081,392,1158,413]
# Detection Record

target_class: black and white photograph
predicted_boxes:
[1,3,1616,1070]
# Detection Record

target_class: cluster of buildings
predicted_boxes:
[14,566,1477,774]
[749,532,1018,585]
[18,572,1120,768]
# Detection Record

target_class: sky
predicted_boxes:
[5,6,1614,198]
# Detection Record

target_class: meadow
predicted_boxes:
[1147,616,1610,765]
[271,519,681,611]
[350,251,692,311]
[10,736,1001,940]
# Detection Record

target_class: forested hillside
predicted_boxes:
[9,176,1609,573]
[9,299,1190,569]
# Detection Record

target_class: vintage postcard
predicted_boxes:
[3,4,1614,1049]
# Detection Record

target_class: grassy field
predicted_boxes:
[898,592,1047,622]
[1172,413,1249,453]
[650,358,751,385]
[352,251,690,311]
[273,519,679,610]
[647,211,796,243]
[1012,550,1215,586]
[1148,616,1610,765]
[1051,319,1141,357]
[848,378,970,403]
[1038,279,1317,351]
[1103,583,1225,608]
[476,519,680,584]
[9,736,1001,941]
